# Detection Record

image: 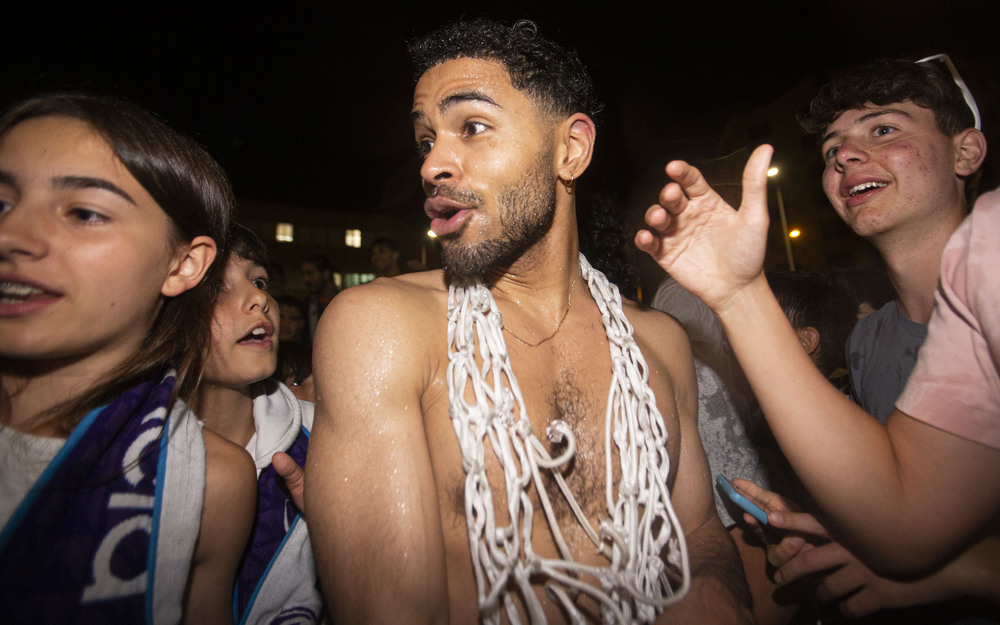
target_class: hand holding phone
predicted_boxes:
[716,474,770,526]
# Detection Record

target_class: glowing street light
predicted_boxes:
[767,167,796,271]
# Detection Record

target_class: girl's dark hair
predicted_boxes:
[0,92,234,434]
[228,223,270,268]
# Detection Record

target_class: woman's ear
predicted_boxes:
[953,128,987,177]
[555,112,596,184]
[161,235,218,297]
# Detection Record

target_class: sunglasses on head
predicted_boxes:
[916,53,981,130]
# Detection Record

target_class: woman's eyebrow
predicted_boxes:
[52,175,137,205]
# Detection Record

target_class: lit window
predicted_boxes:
[345,229,362,248]
[343,273,375,288]
[275,223,294,243]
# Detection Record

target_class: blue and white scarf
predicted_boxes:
[0,372,204,624]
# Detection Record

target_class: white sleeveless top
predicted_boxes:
[0,427,65,527]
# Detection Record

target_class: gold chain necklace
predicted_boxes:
[502,271,580,348]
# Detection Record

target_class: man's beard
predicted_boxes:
[438,151,557,282]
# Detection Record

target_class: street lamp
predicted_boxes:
[767,167,796,271]
[423,229,438,267]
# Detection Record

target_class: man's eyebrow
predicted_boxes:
[821,108,915,146]
[0,169,14,187]
[439,90,500,114]
[411,89,502,123]
[52,175,136,205]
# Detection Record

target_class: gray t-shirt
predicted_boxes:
[848,300,927,423]
[694,360,769,527]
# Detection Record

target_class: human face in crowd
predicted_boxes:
[284,372,315,403]
[820,101,965,239]
[0,116,186,375]
[203,256,277,389]
[278,301,305,342]
[413,58,557,279]
[370,244,398,274]
[301,261,327,295]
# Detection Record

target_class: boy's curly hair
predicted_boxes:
[799,58,976,141]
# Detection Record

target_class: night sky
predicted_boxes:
[6,1,999,216]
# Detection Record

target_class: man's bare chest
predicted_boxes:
[424,337,678,535]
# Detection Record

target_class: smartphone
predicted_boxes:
[716,474,770,526]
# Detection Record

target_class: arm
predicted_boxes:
[183,428,256,625]
[304,284,449,625]
[781,535,1000,618]
[635,146,1000,572]
[737,481,1000,617]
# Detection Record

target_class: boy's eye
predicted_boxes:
[823,145,839,161]
[0,200,11,215]
[252,277,269,290]
[873,125,895,137]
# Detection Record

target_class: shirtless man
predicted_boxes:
[305,19,752,624]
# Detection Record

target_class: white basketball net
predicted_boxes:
[446,254,691,625]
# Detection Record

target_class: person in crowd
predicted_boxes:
[0,92,255,623]
[300,254,338,342]
[276,294,307,344]
[306,18,753,624]
[721,59,997,623]
[635,53,999,597]
[192,224,322,624]
[369,236,402,278]
[766,270,856,385]
[267,261,286,297]
[842,266,895,320]
[276,340,314,403]
[794,59,986,425]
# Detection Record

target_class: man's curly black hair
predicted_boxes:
[408,19,603,123]
[799,57,977,142]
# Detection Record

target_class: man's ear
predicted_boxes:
[161,235,218,297]
[555,112,596,183]
[954,128,987,177]
[796,326,821,358]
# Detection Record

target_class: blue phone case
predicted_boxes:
[716,474,769,525]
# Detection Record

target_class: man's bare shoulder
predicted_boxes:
[374,269,449,292]
[313,269,451,389]
[319,270,448,335]
[621,298,690,348]
[620,298,697,406]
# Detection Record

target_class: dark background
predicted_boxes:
[6,0,999,219]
